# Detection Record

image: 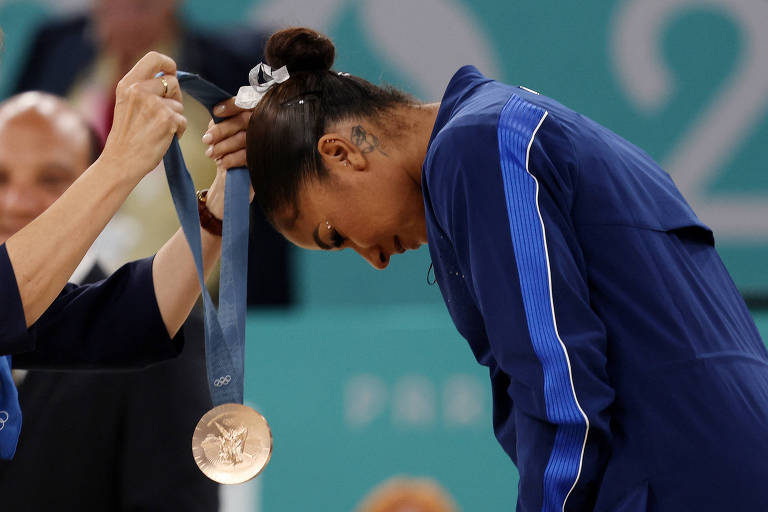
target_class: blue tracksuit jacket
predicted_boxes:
[423,66,768,511]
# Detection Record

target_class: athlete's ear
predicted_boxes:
[318,134,367,172]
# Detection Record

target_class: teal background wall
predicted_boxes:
[1,1,767,510]
[244,306,518,511]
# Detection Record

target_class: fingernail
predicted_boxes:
[215,105,225,115]
[202,133,212,144]
[205,146,214,157]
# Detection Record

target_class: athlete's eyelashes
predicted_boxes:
[330,229,345,248]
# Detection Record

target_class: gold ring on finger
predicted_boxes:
[159,76,169,97]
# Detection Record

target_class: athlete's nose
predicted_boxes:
[353,244,389,270]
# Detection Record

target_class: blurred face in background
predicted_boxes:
[93,0,179,66]
[356,477,458,512]
[0,93,92,243]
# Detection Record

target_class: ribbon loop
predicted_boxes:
[235,62,290,109]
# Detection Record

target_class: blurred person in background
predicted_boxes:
[0,91,217,511]
[14,0,292,306]
[207,27,768,511]
[356,477,458,512]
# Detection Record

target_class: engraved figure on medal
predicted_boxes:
[202,419,251,466]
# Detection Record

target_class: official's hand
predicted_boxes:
[202,98,251,170]
[100,51,187,181]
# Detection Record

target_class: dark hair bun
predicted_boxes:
[265,27,335,73]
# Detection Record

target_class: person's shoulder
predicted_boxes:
[183,26,266,60]
[427,80,536,176]
[424,86,580,212]
[28,13,90,43]
[432,68,556,150]
[181,26,269,94]
[12,14,94,95]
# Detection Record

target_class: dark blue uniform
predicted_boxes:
[423,66,768,511]
[0,244,183,459]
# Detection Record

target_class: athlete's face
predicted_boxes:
[276,150,428,270]
[0,109,90,243]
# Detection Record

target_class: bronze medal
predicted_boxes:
[192,403,273,484]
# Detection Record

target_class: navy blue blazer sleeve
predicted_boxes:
[0,245,31,355]
[0,244,183,369]
[426,100,614,511]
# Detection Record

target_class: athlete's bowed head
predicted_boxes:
[244,28,440,270]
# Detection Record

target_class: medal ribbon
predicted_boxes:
[162,71,249,406]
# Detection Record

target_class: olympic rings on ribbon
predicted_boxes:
[213,375,232,387]
[0,410,8,431]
